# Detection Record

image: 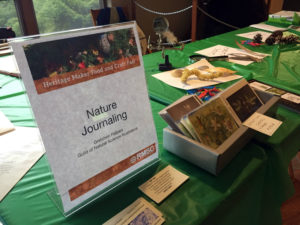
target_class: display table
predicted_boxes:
[0,25,300,225]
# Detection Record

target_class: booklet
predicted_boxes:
[11,22,159,214]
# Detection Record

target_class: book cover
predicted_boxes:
[159,95,202,134]
[225,83,263,123]
[186,97,239,149]
[166,95,202,122]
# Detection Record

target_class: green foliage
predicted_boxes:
[24,28,138,80]
[0,0,99,36]
[33,0,99,34]
[293,12,300,25]
[0,0,21,36]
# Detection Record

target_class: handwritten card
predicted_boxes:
[243,112,282,136]
[195,45,267,66]
[139,165,189,204]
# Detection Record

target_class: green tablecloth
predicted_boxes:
[1,25,300,225]
[145,27,300,105]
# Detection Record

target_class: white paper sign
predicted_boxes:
[243,112,282,136]
[11,23,158,213]
[250,23,287,32]
[236,31,272,42]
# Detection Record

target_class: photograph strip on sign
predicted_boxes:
[11,22,159,214]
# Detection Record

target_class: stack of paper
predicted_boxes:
[0,127,45,201]
[0,111,15,135]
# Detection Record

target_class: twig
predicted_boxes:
[235,40,266,57]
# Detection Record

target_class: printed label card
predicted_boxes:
[139,165,189,204]
[11,22,158,214]
[243,112,282,136]
[103,197,165,225]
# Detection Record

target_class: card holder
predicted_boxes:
[163,91,279,175]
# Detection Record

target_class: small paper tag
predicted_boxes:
[281,93,300,104]
[249,81,271,91]
[139,165,189,204]
[243,112,282,136]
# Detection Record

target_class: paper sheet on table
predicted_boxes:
[0,47,13,56]
[0,110,15,135]
[0,55,19,74]
[0,127,45,201]
[250,23,287,32]
[270,10,300,18]
[195,45,268,66]
[152,59,242,90]
[236,31,271,42]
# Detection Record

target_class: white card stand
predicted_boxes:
[11,22,159,216]
[47,157,160,217]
